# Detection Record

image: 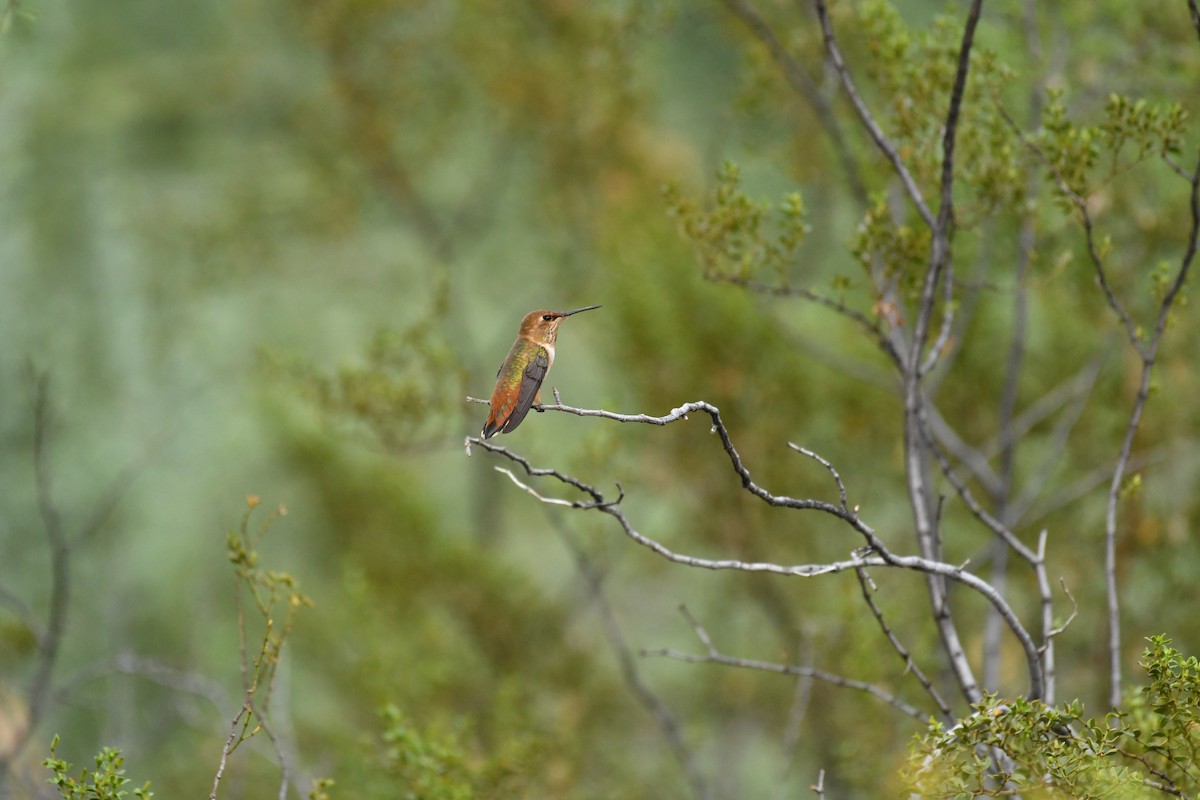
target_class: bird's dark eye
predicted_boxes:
[542,315,553,321]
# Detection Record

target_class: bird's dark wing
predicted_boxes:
[500,347,549,434]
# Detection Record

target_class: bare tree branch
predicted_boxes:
[810,769,826,799]
[984,0,1045,691]
[548,517,710,800]
[813,0,935,229]
[706,275,903,366]
[924,402,1002,499]
[642,606,927,720]
[855,567,953,722]
[720,0,869,203]
[1102,155,1200,706]
[919,410,1037,565]
[980,356,1103,464]
[0,369,73,787]
[465,399,1046,701]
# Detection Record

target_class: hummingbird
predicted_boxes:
[481,305,601,439]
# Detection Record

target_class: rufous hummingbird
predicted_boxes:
[481,305,601,438]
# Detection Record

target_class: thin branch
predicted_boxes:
[468,398,889,550]
[918,408,1037,565]
[993,0,1045,535]
[643,606,926,720]
[1105,154,1200,707]
[720,0,869,203]
[550,518,710,800]
[924,402,1002,498]
[469,417,1046,701]
[1020,447,1167,529]
[55,653,233,712]
[916,0,984,376]
[705,274,902,366]
[810,769,826,799]
[997,101,1143,351]
[813,0,935,228]
[981,356,1103,463]
[0,369,73,784]
[1082,202,1142,353]
[76,431,168,545]
[1045,577,1078,642]
[775,645,816,799]
[855,567,953,722]
[787,443,848,513]
[891,0,986,705]
[1006,367,1097,522]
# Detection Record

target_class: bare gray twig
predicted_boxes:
[465,397,1046,701]
[705,274,903,366]
[643,606,926,720]
[855,567,953,722]
[1102,154,1200,706]
[720,0,868,203]
[813,0,935,229]
[549,517,710,800]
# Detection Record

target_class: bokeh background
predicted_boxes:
[2,0,1200,796]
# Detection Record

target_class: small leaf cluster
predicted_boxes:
[1036,89,1188,211]
[851,194,931,294]
[855,0,1024,216]
[43,736,153,800]
[1117,635,1200,796]
[368,704,548,800]
[664,161,810,282]
[378,705,475,800]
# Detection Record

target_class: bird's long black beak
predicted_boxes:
[558,305,602,317]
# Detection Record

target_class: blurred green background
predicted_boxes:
[2,0,1200,797]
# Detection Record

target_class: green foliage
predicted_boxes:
[664,160,810,282]
[855,0,1024,215]
[851,193,931,293]
[377,704,476,800]
[1121,635,1200,795]
[905,637,1200,798]
[352,704,551,800]
[269,304,468,453]
[7,0,1200,797]
[43,736,153,800]
[1036,89,1188,209]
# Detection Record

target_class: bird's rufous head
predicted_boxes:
[519,305,601,345]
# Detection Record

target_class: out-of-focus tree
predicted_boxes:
[4,0,1200,797]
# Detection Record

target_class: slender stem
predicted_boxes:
[0,372,72,785]
[855,567,953,721]
[813,0,935,228]
[644,606,926,720]
[552,519,710,800]
[721,0,869,204]
[1105,156,1200,707]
